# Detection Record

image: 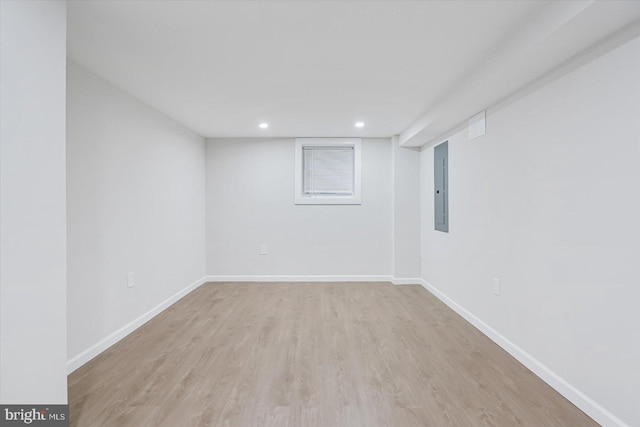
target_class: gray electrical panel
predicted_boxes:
[434,141,448,232]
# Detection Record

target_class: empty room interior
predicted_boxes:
[2,1,640,426]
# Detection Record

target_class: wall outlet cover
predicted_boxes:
[492,277,501,296]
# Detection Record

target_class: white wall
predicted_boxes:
[0,1,68,403]
[66,61,206,364]
[420,37,640,427]
[392,137,421,280]
[206,138,393,277]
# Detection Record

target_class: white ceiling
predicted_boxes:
[67,1,640,142]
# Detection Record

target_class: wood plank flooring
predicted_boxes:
[68,282,598,426]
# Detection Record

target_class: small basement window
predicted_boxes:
[294,138,361,205]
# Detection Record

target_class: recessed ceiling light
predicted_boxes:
[355,121,365,128]
[259,122,269,129]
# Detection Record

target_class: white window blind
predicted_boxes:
[302,146,354,196]
[294,138,361,205]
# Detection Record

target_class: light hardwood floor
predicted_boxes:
[68,282,598,426]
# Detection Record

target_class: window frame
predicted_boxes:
[294,138,362,205]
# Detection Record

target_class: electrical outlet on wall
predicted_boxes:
[260,244,267,255]
[127,272,135,288]
[492,278,501,296]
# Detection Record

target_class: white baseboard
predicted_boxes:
[204,275,394,283]
[67,275,395,374]
[391,278,423,285]
[417,279,628,427]
[204,275,425,285]
[66,276,208,374]
[67,274,623,425]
